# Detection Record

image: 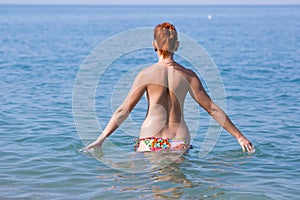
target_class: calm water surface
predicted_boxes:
[0,5,299,199]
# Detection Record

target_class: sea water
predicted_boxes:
[0,5,299,199]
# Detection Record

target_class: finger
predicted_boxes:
[247,143,254,150]
[242,145,246,152]
[86,141,97,149]
[246,145,254,152]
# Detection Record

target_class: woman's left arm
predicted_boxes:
[86,72,146,150]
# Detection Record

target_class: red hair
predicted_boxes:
[154,22,178,58]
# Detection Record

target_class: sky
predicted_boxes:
[0,0,299,5]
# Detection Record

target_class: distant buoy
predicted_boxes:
[207,15,212,20]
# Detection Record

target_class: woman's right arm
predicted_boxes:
[188,71,254,152]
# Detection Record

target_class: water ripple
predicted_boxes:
[0,5,299,200]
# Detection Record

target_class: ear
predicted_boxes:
[175,41,180,51]
[152,40,158,51]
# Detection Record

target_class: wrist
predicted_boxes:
[237,136,246,142]
[97,134,107,141]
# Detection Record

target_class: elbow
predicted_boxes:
[207,103,219,119]
[114,107,129,123]
[207,103,227,126]
[208,108,218,119]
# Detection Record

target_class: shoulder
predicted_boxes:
[176,65,199,82]
[136,65,152,78]
[177,67,203,90]
[184,68,197,77]
[133,64,156,84]
[135,63,161,79]
[138,65,153,75]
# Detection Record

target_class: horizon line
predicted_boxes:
[0,3,300,6]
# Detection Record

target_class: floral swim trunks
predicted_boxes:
[134,137,191,152]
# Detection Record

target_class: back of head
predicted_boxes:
[154,22,178,58]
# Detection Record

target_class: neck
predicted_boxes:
[158,54,174,63]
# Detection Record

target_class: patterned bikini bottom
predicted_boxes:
[134,137,191,152]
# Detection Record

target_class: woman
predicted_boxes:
[86,22,254,152]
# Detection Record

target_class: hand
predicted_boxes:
[238,137,254,152]
[86,138,105,150]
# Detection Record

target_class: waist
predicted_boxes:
[134,137,191,152]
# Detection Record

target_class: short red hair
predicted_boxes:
[154,22,178,58]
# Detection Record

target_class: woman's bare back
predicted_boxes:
[139,61,193,142]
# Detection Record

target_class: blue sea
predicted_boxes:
[0,5,299,199]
